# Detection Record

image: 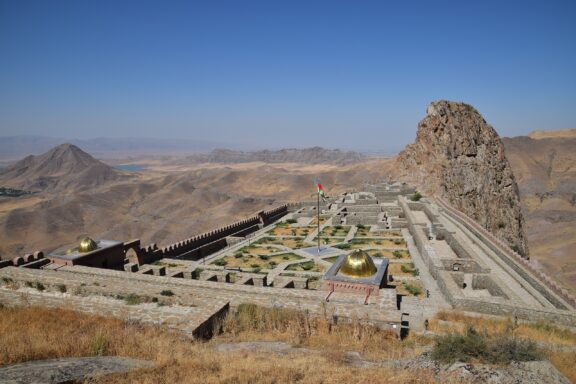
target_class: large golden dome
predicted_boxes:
[78,237,98,253]
[339,249,378,278]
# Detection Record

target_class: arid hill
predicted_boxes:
[0,143,389,258]
[0,143,129,192]
[187,147,367,165]
[502,132,576,293]
[528,128,576,140]
[393,100,528,256]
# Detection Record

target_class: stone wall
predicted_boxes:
[436,197,575,310]
[130,205,288,264]
[436,269,576,327]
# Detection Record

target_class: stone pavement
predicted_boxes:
[0,356,152,384]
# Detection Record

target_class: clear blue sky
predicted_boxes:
[0,0,575,151]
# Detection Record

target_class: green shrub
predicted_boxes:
[286,219,297,224]
[250,263,260,268]
[0,277,13,284]
[356,224,365,229]
[301,261,315,271]
[57,284,67,293]
[431,326,542,364]
[35,282,45,291]
[393,250,402,259]
[234,252,243,258]
[335,225,342,229]
[411,192,422,201]
[252,267,261,273]
[268,261,277,268]
[282,255,290,260]
[160,290,174,296]
[259,254,270,261]
[337,243,351,250]
[393,238,402,245]
[403,282,421,296]
[214,259,227,266]
[192,268,204,279]
[124,293,142,305]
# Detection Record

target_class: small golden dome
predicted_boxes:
[78,237,98,253]
[339,249,377,278]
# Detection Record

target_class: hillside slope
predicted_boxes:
[502,134,576,292]
[0,143,127,192]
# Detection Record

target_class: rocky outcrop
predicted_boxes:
[394,100,528,256]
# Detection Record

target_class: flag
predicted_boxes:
[316,179,328,200]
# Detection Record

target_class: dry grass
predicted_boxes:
[431,311,576,346]
[350,239,407,249]
[0,305,446,384]
[430,311,576,381]
[268,226,314,236]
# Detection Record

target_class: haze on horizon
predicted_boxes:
[0,0,575,152]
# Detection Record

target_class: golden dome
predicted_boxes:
[78,237,98,253]
[339,249,378,278]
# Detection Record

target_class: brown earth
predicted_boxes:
[0,144,391,258]
[502,133,576,294]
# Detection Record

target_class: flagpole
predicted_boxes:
[317,188,320,253]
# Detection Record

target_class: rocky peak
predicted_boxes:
[395,100,528,256]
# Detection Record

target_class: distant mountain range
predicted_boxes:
[187,147,367,165]
[0,136,227,160]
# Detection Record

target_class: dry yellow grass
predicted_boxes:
[0,305,448,384]
[430,311,576,382]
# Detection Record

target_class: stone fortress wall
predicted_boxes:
[400,195,576,326]
[1,181,575,337]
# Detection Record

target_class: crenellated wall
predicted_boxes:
[128,205,288,264]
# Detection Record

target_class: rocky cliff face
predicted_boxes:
[395,100,528,256]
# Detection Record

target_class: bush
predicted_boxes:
[393,250,402,259]
[431,326,542,364]
[301,261,315,271]
[356,224,365,229]
[214,259,227,266]
[250,263,260,269]
[252,267,261,273]
[234,252,243,259]
[57,284,67,293]
[160,290,174,296]
[411,192,422,201]
[268,261,277,268]
[192,268,204,279]
[393,238,402,245]
[286,219,297,224]
[282,255,290,260]
[259,254,270,261]
[35,282,45,291]
[403,282,421,296]
[337,243,351,250]
[124,293,142,305]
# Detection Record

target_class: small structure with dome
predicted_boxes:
[322,249,389,304]
[48,237,126,269]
